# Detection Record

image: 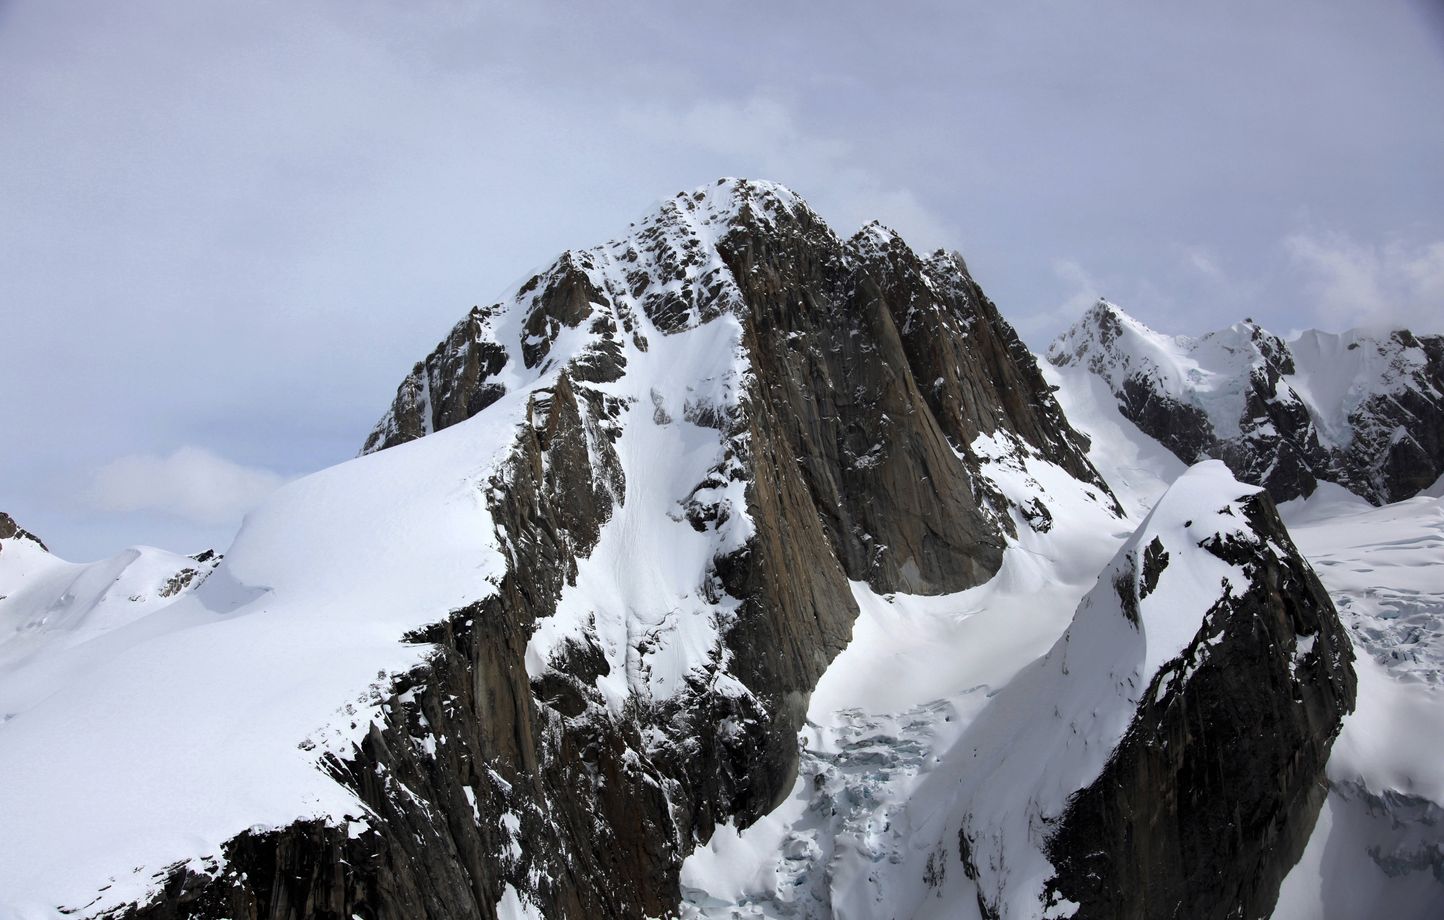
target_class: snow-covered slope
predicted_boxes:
[1272,487,1444,919]
[0,520,216,672]
[0,399,526,917]
[684,336,1437,918]
[1048,300,1444,504]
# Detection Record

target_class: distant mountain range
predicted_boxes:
[1048,300,1444,504]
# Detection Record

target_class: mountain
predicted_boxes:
[1047,300,1444,505]
[0,180,1379,919]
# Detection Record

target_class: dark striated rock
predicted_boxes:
[123,364,663,920]
[360,305,511,455]
[847,229,1110,498]
[709,198,1005,595]
[1115,374,1217,467]
[1042,489,1356,920]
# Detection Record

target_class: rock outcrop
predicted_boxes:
[923,462,1354,920]
[1048,300,1444,505]
[1042,480,1356,920]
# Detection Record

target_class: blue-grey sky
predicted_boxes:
[3,0,1442,560]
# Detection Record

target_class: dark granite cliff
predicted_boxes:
[943,464,1355,920]
[1043,488,1356,920]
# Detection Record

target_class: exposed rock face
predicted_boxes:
[938,463,1353,920]
[1042,487,1356,920]
[364,187,1114,592]
[1331,329,1444,502]
[0,511,47,552]
[115,179,1111,919]
[1048,300,1444,505]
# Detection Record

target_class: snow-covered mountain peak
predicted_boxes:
[1051,301,1191,397]
[360,177,836,456]
[363,176,1110,497]
[28,172,1408,919]
[1049,300,1279,405]
[643,176,812,234]
[0,178,1138,919]
[1048,301,1444,504]
[847,218,907,255]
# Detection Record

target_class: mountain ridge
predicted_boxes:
[1048,299,1444,504]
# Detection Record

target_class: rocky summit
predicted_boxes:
[5,180,1432,920]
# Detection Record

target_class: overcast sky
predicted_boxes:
[3,0,1442,560]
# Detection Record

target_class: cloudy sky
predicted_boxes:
[3,0,1442,560]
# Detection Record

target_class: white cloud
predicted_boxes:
[1179,244,1225,283]
[87,447,286,526]
[1285,230,1444,332]
[1010,258,1106,341]
[620,95,955,250]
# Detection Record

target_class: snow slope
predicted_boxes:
[1041,359,1184,516]
[0,402,534,918]
[910,461,1266,920]
[1287,327,1438,450]
[522,310,754,714]
[1047,300,1298,442]
[0,537,212,677]
[5,179,1433,918]
[0,188,768,919]
[1272,488,1444,919]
